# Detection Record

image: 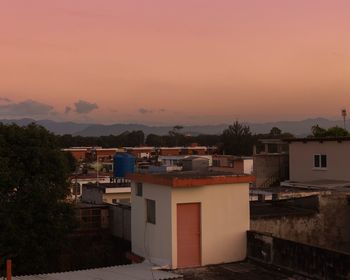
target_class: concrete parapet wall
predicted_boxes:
[251,193,350,253]
[247,230,350,280]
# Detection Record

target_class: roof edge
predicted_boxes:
[127,173,255,188]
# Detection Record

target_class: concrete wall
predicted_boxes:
[131,182,173,267]
[253,154,289,187]
[211,156,245,174]
[171,183,250,268]
[110,204,131,241]
[82,187,104,204]
[103,192,131,204]
[289,140,350,182]
[247,231,350,280]
[182,158,209,171]
[82,188,131,204]
[251,193,350,253]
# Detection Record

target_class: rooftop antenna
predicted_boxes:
[341,109,347,130]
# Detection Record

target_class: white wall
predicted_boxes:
[171,183,250,268]
[131,181,250,269]
[131,182,173,267]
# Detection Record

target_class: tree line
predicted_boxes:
[56,123,294,156]
[57,122,350,156]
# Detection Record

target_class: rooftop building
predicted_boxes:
[128,171,255,269]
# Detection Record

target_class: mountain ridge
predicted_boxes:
[0,118,346,136]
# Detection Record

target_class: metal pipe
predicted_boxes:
[6,259,12,280]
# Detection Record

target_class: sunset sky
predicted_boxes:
[1,0,350,125]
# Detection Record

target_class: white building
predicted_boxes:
[158,155,213,167]
[128,171,254,269]
[81,181,131,204]
[69,174,112,200]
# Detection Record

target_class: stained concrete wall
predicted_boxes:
[253,154,289,187]
[82,187,131,204]
[110,204,131,241]
[247,231,350,280]
[251,193,350,253]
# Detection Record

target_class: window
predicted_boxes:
[146,199,156,224]
[136,182,143,196]
[112,199,118,204]
[314,154,327,168]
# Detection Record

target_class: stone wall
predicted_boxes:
[251,193,350,253]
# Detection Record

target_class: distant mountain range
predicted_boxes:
[0,118,346,137]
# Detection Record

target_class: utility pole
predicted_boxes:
[342,109,347,130]
[96,156,100,186]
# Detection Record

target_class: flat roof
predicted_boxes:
[124,147,155,150]
[13,263,180,280]
[284,137,350,143]
[250,203,317,219]
[128,171,255,188]
[83,182,131,189]
[75,203,109,209]
[69,173,111,180]
[159,146,207,150]
[283,179,350,193]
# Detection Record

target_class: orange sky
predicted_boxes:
[1,0,350,124]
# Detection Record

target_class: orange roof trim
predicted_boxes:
[127,173,255,188]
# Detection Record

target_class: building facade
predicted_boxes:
[82,182,131,204]
[129,172,254,269]
[287,138,350,182]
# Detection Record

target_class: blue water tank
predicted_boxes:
[114,153,135,177]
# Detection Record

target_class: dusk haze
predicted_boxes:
[1,0,350,125]
[2,2,350,279]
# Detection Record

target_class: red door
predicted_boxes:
[177,203,201,268]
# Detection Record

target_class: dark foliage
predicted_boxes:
[221,121,255,156]
[310,125,349,137]
[0,123,75,276]
[56,130,145,148]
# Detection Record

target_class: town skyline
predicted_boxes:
[1,0,350,124]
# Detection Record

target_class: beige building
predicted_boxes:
[128,172,254,269]
[287,138,350,182]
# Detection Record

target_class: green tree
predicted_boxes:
[168,125,185,146]
[311,125,327,137]
[269,127,282,136]
[0,123,76,275]
[145,134,163,147]
[311,125,349,137]
[325,126,349,137]
[221,121,254,156]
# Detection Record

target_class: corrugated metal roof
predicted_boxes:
[13,263,182,280]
